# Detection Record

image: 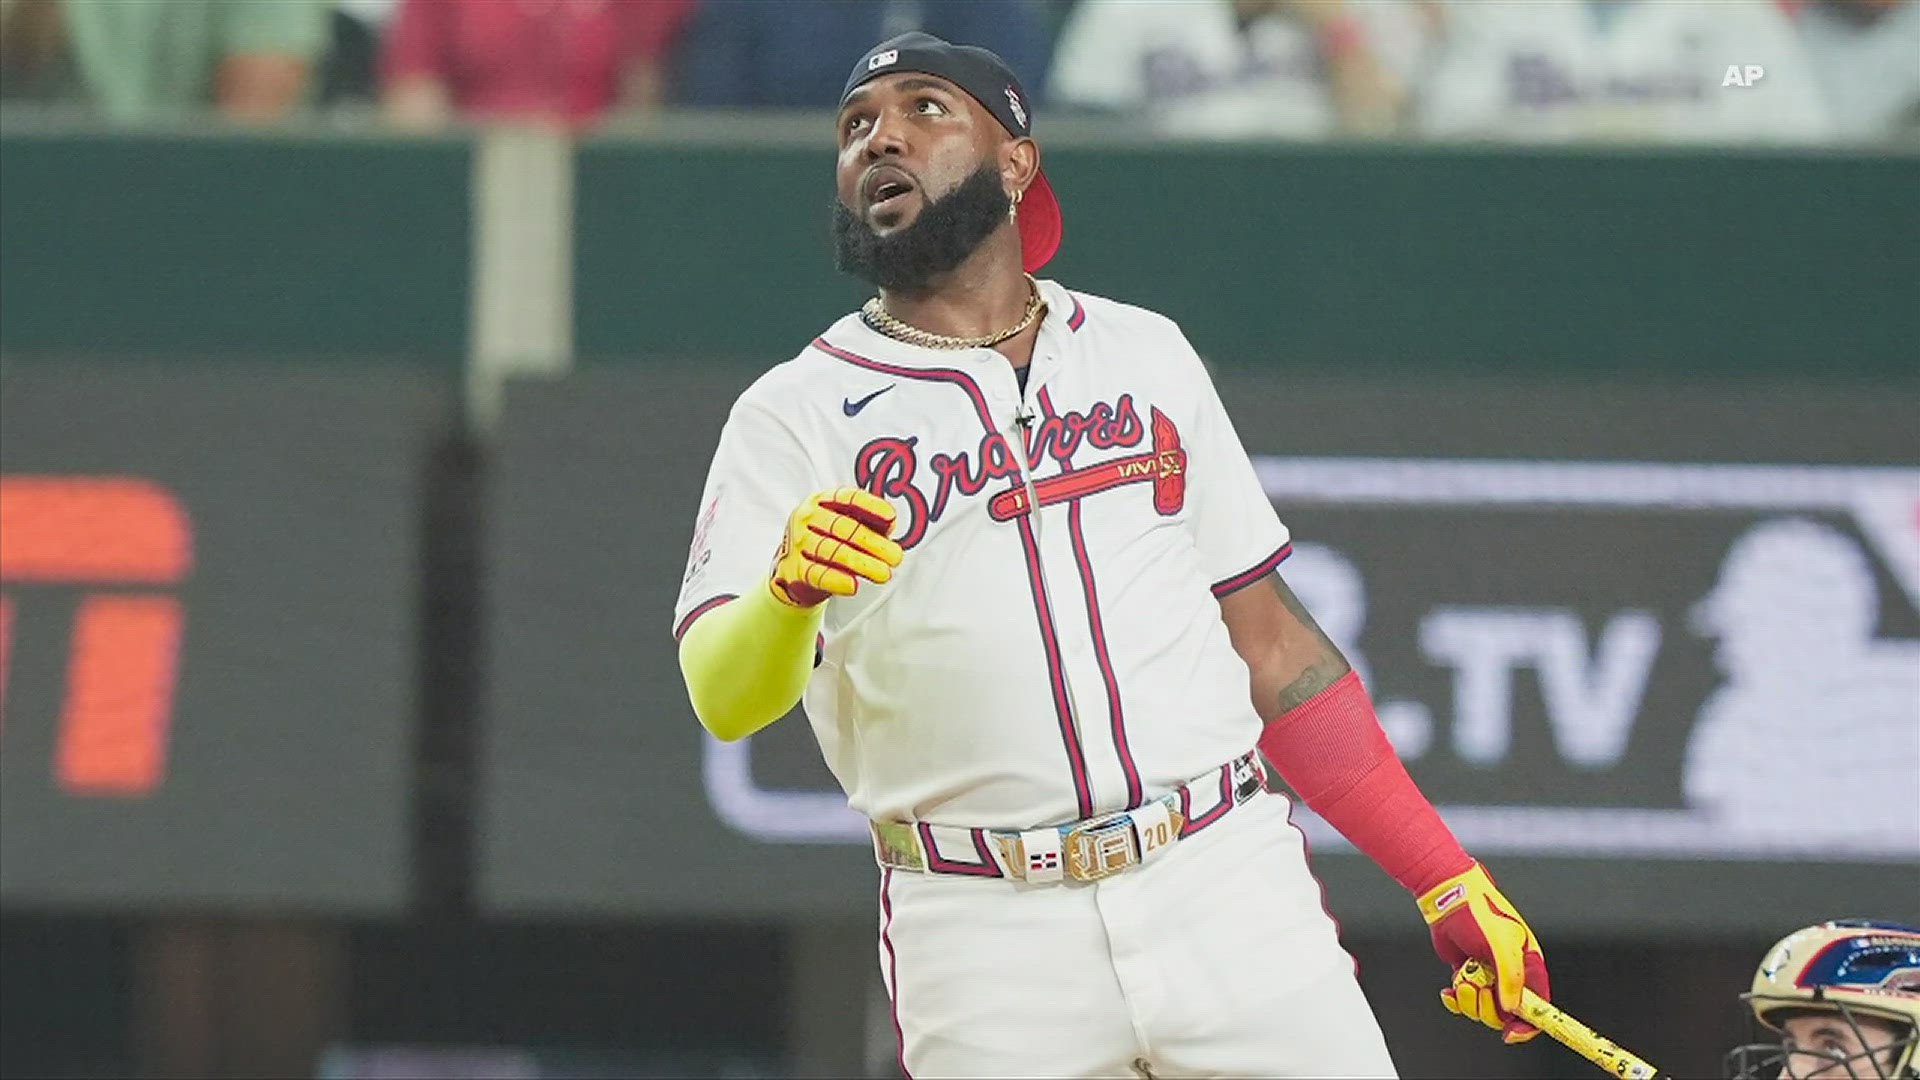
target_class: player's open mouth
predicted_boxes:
[862,166,919,216]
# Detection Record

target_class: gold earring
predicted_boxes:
[1009,188,1022,219]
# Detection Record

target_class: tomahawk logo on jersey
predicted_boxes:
[849,393,1186,548]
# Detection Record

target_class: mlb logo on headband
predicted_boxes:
[867,49,899,71]
[1004,87,1027,130]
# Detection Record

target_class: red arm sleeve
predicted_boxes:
[1257,670,1472,894]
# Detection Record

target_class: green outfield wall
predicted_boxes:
[3,130,1914,380]
[574,141,1920,378]
[0,130,471,363]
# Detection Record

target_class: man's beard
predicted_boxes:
[832,164,1011,294]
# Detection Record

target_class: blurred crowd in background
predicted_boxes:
[0,0,1915,145]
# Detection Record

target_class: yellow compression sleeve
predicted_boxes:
[677,584,825,742]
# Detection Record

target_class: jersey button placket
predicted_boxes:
[997,353,1100,819]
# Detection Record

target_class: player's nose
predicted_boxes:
[861,111,910,160]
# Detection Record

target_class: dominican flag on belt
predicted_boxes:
[1029,851,1060,872]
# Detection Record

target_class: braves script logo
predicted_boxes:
[853,394,1185,547]
[0,476,193,797]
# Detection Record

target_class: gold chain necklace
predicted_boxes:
[861,275,1046,350]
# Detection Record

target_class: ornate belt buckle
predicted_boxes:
[870,821,925,872]
[1064,812,1139,882]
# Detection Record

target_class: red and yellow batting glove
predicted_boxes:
[769,487,903,608]
[1419,861,1550,1044]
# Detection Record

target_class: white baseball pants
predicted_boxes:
[875,791,1399,1078]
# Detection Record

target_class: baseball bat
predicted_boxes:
[1458,960,1670,1080]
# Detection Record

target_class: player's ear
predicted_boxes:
[1001,137,1040,201]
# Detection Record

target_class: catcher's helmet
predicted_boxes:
[1726,920,1920,1079]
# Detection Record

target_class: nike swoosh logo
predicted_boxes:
[843,384,895,416]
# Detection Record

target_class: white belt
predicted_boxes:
[870,751,1266,884]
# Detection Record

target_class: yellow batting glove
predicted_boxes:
[769,487,903,608]
[1419,861,1551,1044]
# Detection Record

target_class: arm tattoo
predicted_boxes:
[1269,573,1352,713]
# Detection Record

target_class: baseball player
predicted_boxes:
[1725,920,1920,1079]
[674,31,1549,1077]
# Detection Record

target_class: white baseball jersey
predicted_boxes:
[675,280,1290,831]
[1418,0,1831,143]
